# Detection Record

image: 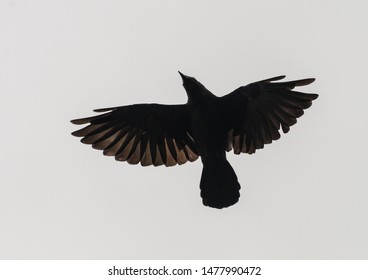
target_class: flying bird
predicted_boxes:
[71,72,318,209]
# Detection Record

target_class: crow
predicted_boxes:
[71,72,318,209]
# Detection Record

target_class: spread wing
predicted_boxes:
[71,104,199,166]
[220,75,318,154]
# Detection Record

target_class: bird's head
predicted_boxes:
[178,71,209,100]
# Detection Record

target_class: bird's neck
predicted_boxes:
[187,89,217,106]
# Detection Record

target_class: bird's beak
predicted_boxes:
[178,71,189,83]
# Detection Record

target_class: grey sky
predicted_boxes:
[1,0,367,259]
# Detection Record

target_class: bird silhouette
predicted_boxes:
[71,72,318,209]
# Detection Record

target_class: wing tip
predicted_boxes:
[93,107,116,112]
[310,93,319,100]
[260,75,287,83]
[296,78,316,86]
[262,76,316,87]
[70,118,86,125]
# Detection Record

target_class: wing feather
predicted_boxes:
[220,76,317,155]
[71,104,199,166]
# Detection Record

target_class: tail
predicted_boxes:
[200,160,241,209]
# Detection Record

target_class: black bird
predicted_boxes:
[71,72,318,209]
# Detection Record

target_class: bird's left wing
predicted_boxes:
[71,104,199,166]
[219,75,318,154]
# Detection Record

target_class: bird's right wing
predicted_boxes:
[219,75,318,154]
[71,104,199,166]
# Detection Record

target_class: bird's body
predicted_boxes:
[71,72,318,209]
[182,75,241,207]
[187,89,225,160]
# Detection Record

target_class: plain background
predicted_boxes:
[1,0,367,259]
